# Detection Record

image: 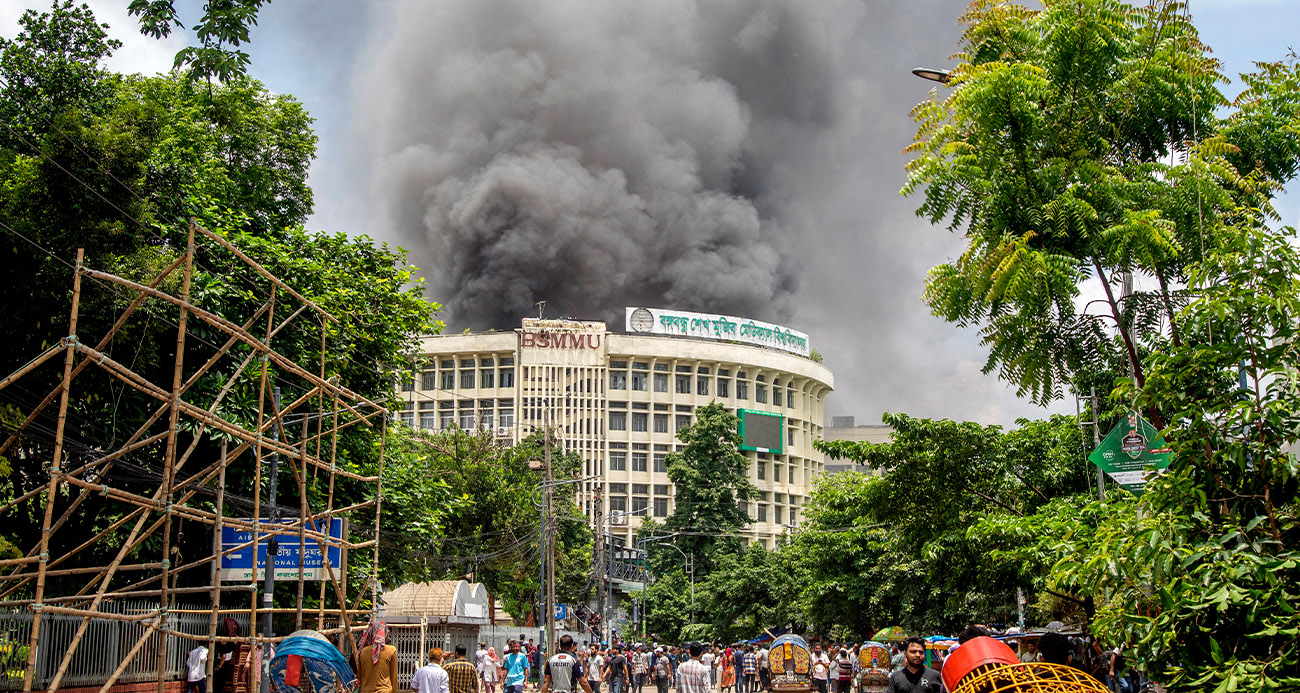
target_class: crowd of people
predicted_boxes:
[353,623,1144,693]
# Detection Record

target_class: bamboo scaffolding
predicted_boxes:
[5,222,388,693]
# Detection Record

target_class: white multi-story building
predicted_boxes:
[398,308,834,548]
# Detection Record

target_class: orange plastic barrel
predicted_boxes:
[940,637,1018,692]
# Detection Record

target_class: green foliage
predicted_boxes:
[128,0,270,81]
[396,427,592,621]
[697,543,800,643]
[0,3,442,610]
[0,2,121,142]
[803,413,1092,634]
[661,402,758,574]
[907,2,1300,689]
[902,0,1298,410]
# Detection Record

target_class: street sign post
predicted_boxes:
[1087,410,1172,495]
[219,518,344,581]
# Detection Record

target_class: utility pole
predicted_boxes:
[260,387,282,693]
[1090,387,1105,501]
[543,411,556,658]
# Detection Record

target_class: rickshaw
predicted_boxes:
[856,642,891,693]
[767,634,815,693]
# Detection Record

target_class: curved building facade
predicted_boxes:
[401,313,834,548]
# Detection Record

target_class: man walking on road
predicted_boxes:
[604,646,630,693]
[884,638,941,693]
[676,644,712,693]
[542,635,593,693]
[414,648,450,693]
[446,646,480,693]
[504,641,532,693]
[810,644,830,693]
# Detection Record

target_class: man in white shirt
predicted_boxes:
[414,647,451,693]
[699,647,715,690]
[587,647,605,693]
[809,644,831,693]
[757,646,770,692]
[186,645,208,693]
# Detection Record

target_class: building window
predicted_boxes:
[697,377,709,396]
[461,370,475,389]
[654,373,668,392]
[459,411,475,429]
[755,385,767,403]
[717,378,729,398]
[653,454,667,472]
[632,483,649,495]
[499,368,515,388]
[653,414,668,433]
[757,504,767,522]
[441,359,454,369]
[610,496,627,513]
[773,387,783,406]
[789,427,796,445]
[399,408,415,426]
[441,370,454,390]
[774,463,782,481]
[610,483,627,494]
[653,498,669,517]
[481,369,494,389]
[401,378,415,392]
[611,360,627,369]
[611,452,627,471]
[675,414,690,431]
[632,452,648,472]
[737,380,749,399]
[632,412,648,432]
[675,376,690,394]
[789,465,795,483]
[610,411,627,431]
[611,372,627,389]
[775,506,783,525]
[631,371,647,391]
[439,402,454,429]
[632,496,649,513]
[499,406,514,428]
[758,461,766,480]
[421,371,436,390]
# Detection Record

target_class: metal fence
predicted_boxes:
[0,602,251,692]
[0,606,581,693]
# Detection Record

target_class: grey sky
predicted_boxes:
[4,0,1296,427]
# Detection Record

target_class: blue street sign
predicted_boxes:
[219,518,343,581]
[554,604,568,620]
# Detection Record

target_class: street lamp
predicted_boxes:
[531,473,600,657]
[637,534,693,641]
[600,507,649,643]
[911,67,951,84]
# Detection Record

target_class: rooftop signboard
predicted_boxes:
[624,307,810,358]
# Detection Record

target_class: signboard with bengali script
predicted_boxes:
[624,307,810,358]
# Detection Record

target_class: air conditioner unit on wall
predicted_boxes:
[496,427,511,437]
[610,514,626,526]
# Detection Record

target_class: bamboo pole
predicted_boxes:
[96,619,161,693]
[78,268,380,414]
[192,224,337,323]
[250,284,275,680]
[23,247,84,693]
[207,440,228,685]
[0,252,186,462]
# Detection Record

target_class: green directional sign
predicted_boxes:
[1088,410,1172,495]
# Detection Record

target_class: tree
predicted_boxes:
[696,543,800,643]
[0,3,441,609]
[809,414,1092,632]
[396,427,593,621]
[903,0,1296,421]
[905,2,1300,689]
[128,0,270,81]
[659,403,758,574]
